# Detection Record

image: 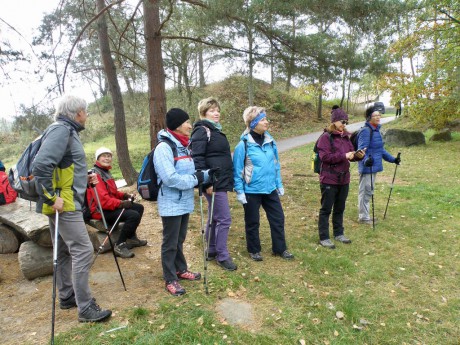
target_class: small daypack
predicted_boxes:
[8,123,73,202]
[0,172,17,205]
[137,138,177,201]
[350,126,373,151]
[311,133,334,174]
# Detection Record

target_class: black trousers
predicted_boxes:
[243,190,287,255]
[161,214,189,282]
[103,202,144,244]
[318,183,349,240]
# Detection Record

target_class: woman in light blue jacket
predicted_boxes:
[153,108,210,296]
[233,106,294,262]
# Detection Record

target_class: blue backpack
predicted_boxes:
[350,126,373,151]
[137,138,177,201]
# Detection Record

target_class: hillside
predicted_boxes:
[1,75,336,178]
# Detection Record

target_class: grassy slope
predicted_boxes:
[55,130,459,343]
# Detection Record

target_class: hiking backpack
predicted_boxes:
[311,133,335,174]
[137,138,177,201]
[350,126,373,151]
[0,172,17,205]
[8,123,73,202]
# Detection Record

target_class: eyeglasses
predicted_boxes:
[371,113,381,117]
[341,120,348,125]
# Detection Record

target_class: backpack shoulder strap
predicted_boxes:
[158,137,178,166]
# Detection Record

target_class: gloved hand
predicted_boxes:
[208,167,221,181]
[394,157,401,165]
[277,187,285,196]
[364,156,374,167]
[236,192,247,205]
[119,200,132,209]
[123,193,134,201]
[194,170,205,184]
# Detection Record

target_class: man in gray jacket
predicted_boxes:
[33,95,111,322]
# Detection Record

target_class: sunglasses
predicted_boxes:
[341,120,348,125]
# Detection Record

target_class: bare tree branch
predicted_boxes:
[62,0,125,92]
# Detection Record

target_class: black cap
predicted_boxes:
[166,108,190,130]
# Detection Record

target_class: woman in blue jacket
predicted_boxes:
[357,106,400,224]
[153,108,210,296]
[233,106,294,262]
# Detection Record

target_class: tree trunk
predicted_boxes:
[181,48,193,107]
[198,42,205,88]
[340,69,346,107]
[96,0,137,184]
[285,16,296,93]
[143,0,167,149]
[247,25,255,106]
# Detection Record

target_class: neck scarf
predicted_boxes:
[167,128,190,147]
[95,161,112,171]
[204,119,222,131]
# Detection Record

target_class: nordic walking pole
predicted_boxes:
[383,152,401,220]
[90,170,127,291]
[198,183,209,294]
[370,162,376,231]
[91,208,125,268]
[50,190,60,345]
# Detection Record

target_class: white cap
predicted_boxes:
[95,147,112,160]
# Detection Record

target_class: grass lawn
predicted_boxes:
[53,131,460,344]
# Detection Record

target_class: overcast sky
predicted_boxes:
[1,1,63,121]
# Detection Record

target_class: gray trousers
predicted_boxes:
[48,211,94,313]
[161,214,189,282]
[358,173,377,221]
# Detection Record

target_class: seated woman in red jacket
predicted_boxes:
[87,147,147,258]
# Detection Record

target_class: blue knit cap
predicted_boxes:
[0,160,5,171]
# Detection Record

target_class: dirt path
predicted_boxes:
[0,187,181,344]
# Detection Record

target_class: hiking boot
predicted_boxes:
[165,280,186,296]
[217,259,238,271]
[78,300,112,323]
[177,270,201,281]
[273,250,295,260]
[114,242,135,258]
[319,239,336,249]
[358,218,378,225]
[59,294,77,310]
[335,235,352,244]
[126,235,147,249]
[249,252,263,261]
[206,252,217,261]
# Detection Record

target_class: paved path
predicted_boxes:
[115,116,395,187]
[276,116,395,153]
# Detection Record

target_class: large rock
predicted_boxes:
[0,223,19,254]
[0,198,51,247]
[430,128,452,142]
[18,241,53,280]
[383,129,426,146]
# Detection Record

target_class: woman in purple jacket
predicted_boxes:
[316,108,365,249]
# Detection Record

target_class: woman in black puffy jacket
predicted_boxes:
[190,97,237,271]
